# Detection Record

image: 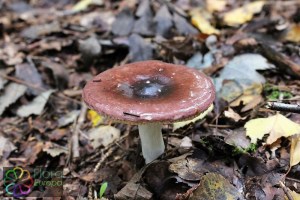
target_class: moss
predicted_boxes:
[232,143,257,156]
[264,84,293,100]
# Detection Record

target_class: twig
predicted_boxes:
[279,181,293,200]
[78,132,129,167]
[72,102,87,161]
[266,102,300,114]
[93,145,118,172]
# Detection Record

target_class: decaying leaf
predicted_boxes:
[224,107,246,122]
[87,109,104,127]
[173,105,213,131]
[188,173,244,200]
[223,1,265,26]
[16,89,55,117]
[190,8,220,35]
[15,62,44,95]
[290,190,300,200]
[216,54,273,109]
[58,110,80,127]
[206,0,226,12]
[245,113,300,144]
[88,125,120,149]
[0,135,16,157]
[290,135,300,167]
[71,0,103,12]
[0,70,8,90]
[285,23,300,43]
[0,82,27,116]
[21,21,61,40]
[43,142,68,157]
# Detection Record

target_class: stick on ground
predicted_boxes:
[266,102,300,114]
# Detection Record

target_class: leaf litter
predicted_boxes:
[1,0,300,199]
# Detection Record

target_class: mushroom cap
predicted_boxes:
[83,60,215,124]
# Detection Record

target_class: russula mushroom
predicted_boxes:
[83,60,215,163]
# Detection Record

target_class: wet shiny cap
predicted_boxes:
[83,60,215,124]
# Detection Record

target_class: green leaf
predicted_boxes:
[99,182,108,198]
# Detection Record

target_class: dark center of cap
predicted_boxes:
[117,76,173,99]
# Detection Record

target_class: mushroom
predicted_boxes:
[83,60,215,163]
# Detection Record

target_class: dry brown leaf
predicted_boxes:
[290,135,300,167]
[224,107,246,122]
[285,23,300,43]
[223,1,265,26]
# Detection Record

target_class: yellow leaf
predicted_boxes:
[190,8,220,35]
[290,190,300,200]
[87,109,103,127]
[223,1,265,26]
[290,135,300,167]
[285,23,300,43]
[244,113,300,144]
[206,0,226,12]
[72,0,95,12]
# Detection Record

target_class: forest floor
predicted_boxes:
[0,0,300,199]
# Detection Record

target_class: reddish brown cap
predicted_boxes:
[83,60,215,124]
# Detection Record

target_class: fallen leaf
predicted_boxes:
[0,135,16,157]
[188,173,244,200]
[0,69,8,90]
[285,23,300,43]
[190,8,220,35]
[16,89,55,117]
[0,82,27,116]
[216,54,273,108]
[15,62,45,95]
[88,125,120,149]
[244,113,300,144]
[72,0,92,12]
[241,95,263,112]
[128,34,153,62]
[111,8,134,36]
[290,190,300,200]
[71,0,103,12]
[87,109,104,127]
[58,110,80,127]
[290,135,300,167]
[206,0,226,12]
[224,128,251,149]
[154,5,173,37]
[21,21,61,40]
[224,107,246,122]
[215,54,273,92]
[43,142,68,157]
[173,105,213,131]
[223,1,265,26]
[173,13,198,36]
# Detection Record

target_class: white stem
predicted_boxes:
[138,123,165,164]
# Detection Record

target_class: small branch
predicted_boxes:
[279,181,293,200]
[266,102,300,114]
[72,102,87,161]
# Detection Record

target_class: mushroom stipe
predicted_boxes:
[83,60,215,163]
